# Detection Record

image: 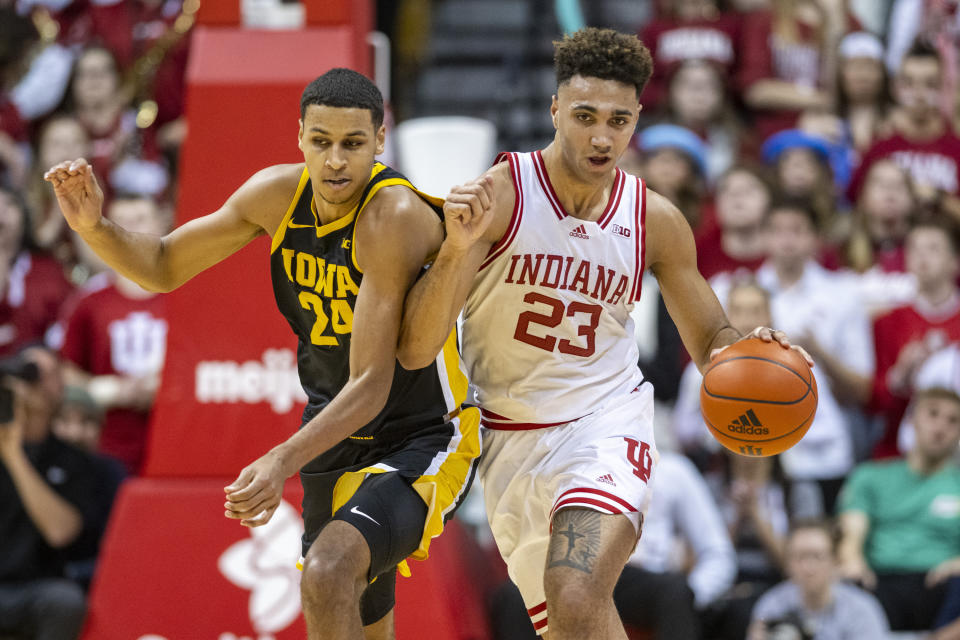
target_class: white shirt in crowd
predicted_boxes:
[627,452,736,608]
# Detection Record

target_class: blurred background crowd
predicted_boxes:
[1,0,960,639]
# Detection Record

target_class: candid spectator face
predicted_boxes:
[716,168,771,230]
[726,283,772,335]
[911,392,960,463]
[642,148,694,196]
[37,116,90,171]
[785,527,835,598]
[840,56,885,104]
[777,148,822,196]
[106,197,167,236]
[860,161,914,243]
[765,206,817,269]
[894,55,942,123]
[669,60,724,126]
[17,347,64,437]
[905,226,959,289]
[73,47,121,109]
[0,188,26,257]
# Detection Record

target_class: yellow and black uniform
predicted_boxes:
[270,163,481,623]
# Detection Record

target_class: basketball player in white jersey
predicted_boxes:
[398,28,810,639]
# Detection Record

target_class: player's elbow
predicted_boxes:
[397,352,432,372]
[396,339,440,371]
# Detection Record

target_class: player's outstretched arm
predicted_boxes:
[647,190,813,371]
[224,187,443,527]
[45,158,282,292]
[397,168,512,370]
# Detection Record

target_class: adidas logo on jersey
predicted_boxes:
[727,409,769,435]
[611,224,631,238]
[596,474,616,486]
[569,224,590,239]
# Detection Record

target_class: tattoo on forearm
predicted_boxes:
[547,510,602,574]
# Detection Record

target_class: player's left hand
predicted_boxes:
[708,327,814,367]
[224,450,288,527]
[748,326,814,367]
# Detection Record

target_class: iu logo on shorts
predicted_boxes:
[624,437,652,483]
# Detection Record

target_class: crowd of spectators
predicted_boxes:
[604,0,960,638]
[0,0,184,637]
[1,0,960,639]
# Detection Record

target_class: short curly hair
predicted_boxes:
[300,68,384,129]
[554,27,653,98]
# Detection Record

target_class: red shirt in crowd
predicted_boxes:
[60,275,168,475]
[848,129,960,201]
[50,0,190,128]
[819,243,907,274]
[694,224,765,281]
[639,13,742,108]
[737,11,860,146]
[869,300,960,458]
[0,251,72,357]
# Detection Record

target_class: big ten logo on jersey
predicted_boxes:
[279,248,358,346]
[504,253,630,357]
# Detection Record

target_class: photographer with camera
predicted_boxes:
[748,519,888,640]
[0,345,109,640]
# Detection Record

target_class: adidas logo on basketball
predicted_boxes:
[727,408,769,435]
[596,474,616,486]
[569,224,590,239]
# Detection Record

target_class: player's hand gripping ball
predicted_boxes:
[700,337,817,457]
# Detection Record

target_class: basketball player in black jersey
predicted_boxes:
[45,69,481,640]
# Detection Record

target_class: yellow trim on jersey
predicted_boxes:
[411,406,481,561]
[301,163,388,240]
[298,328,480,578]
[441,326,469,406]
[269,166,311,254]
[409,329,479,560]
[307,198,353,238]
[350,175,445,274]
[321,405,481,578]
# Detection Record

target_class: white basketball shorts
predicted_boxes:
[478,383,658,635]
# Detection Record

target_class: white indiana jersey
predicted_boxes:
[461,150,647,427]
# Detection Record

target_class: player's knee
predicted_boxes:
[300,543,367,604]
[544,576,607,626]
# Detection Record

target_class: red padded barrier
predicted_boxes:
[196,0,371,34]
[194,0,241,25]
[82,478,491,639]
[144,26,364,478]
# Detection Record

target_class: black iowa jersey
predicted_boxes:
[269,163,469,465]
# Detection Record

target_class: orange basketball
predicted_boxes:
[700,337,817,457]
